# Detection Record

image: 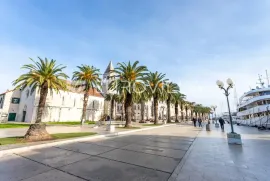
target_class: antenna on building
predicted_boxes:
[265,70,270,87]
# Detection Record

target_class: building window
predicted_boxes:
[93,101,95,108]
[11,98,20,104]
[62,97,65,105]
[73,98,76,107]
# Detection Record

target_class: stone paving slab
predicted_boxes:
[81,139,131,148]
[122,144,186,159]
[170,125,270,181]
[18,147,90,168]
[56,142,115,155]
[138,139,191,151]
[21,169,85,181]
[146,137,193,145]
[59,156,170,181]
[109,135,152,143]
[99,148,180,173]
[0,154,51,181]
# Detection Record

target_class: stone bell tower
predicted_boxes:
[102,61,116,117]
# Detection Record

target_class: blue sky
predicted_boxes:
[1,0,270,113]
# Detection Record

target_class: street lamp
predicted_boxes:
[216,78,242,144]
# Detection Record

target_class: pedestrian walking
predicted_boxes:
[219,117,225,131]
[192,117,197,127]
[198,118,202,127]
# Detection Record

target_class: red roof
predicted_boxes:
[0,89,13,96]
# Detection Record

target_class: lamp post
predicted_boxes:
[212,105,217,123]
[216,78,242,144]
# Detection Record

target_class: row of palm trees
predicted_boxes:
[13,57,211,140]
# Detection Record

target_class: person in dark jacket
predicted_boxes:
[219,117,225,131]
[198,118,202,127]
[192,117,197,127]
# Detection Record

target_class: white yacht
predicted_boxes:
[237,73,270,128]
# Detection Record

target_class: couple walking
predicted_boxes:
[192,117,202,127]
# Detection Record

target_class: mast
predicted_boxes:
[256,74,264,88]
[266,70,269,87]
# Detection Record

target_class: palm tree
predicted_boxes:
[202,106,212,120]
[144,71,167,124]
[179,97,186,121]
[164,82,180,123]
[105,93,118,120]
[184,101,191,121]
[189,102,196,118]
[13,57,68,141]
[72,65,101,124]
[172,92,186,122]
[109,61,147,127]
[194,104,203,118]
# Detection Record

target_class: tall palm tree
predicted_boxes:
[72,65,101,124]
[13,57,68,141]
[194,104,203,118]
[172,92,186,122]
[164,82,180,123]
[189,102,196,118]
[179,97,186,121]
[144,71,167,124]
[105,93,118,120]
[202,106,212,120]
[184,101,191,121]
[109,61,147,127]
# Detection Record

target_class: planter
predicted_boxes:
[227,133,242,145]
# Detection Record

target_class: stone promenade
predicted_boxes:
[171,124,270,181]
[0,124,200,181]
[1,123,269,181]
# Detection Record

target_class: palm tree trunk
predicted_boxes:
[175,102,179,122]
[125,93,132,127]
[24,82,51,141]
[121,100,125,121]
[141,101,145,121]
[36,84,48,123]
[167,99,171,123]
[181,103,184,121]
[154,97,158,124]
[110,99,115,120]
[81,91,89,124]
[185,107,188,121]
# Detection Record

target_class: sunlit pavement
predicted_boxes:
[0,124,200,181]
[172,124,270,181]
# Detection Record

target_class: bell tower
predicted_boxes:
[102,61,116,95]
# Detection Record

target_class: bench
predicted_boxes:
[105,120,125,127]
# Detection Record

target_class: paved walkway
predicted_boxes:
[171,124,270,181]
[0,124,200,181]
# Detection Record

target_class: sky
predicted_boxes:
[1,0,270,114]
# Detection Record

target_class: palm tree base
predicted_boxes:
[175,120,180,123]
[24,123,52,141]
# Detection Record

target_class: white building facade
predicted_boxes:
[0,87,104,123]
[0,61,190,123]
